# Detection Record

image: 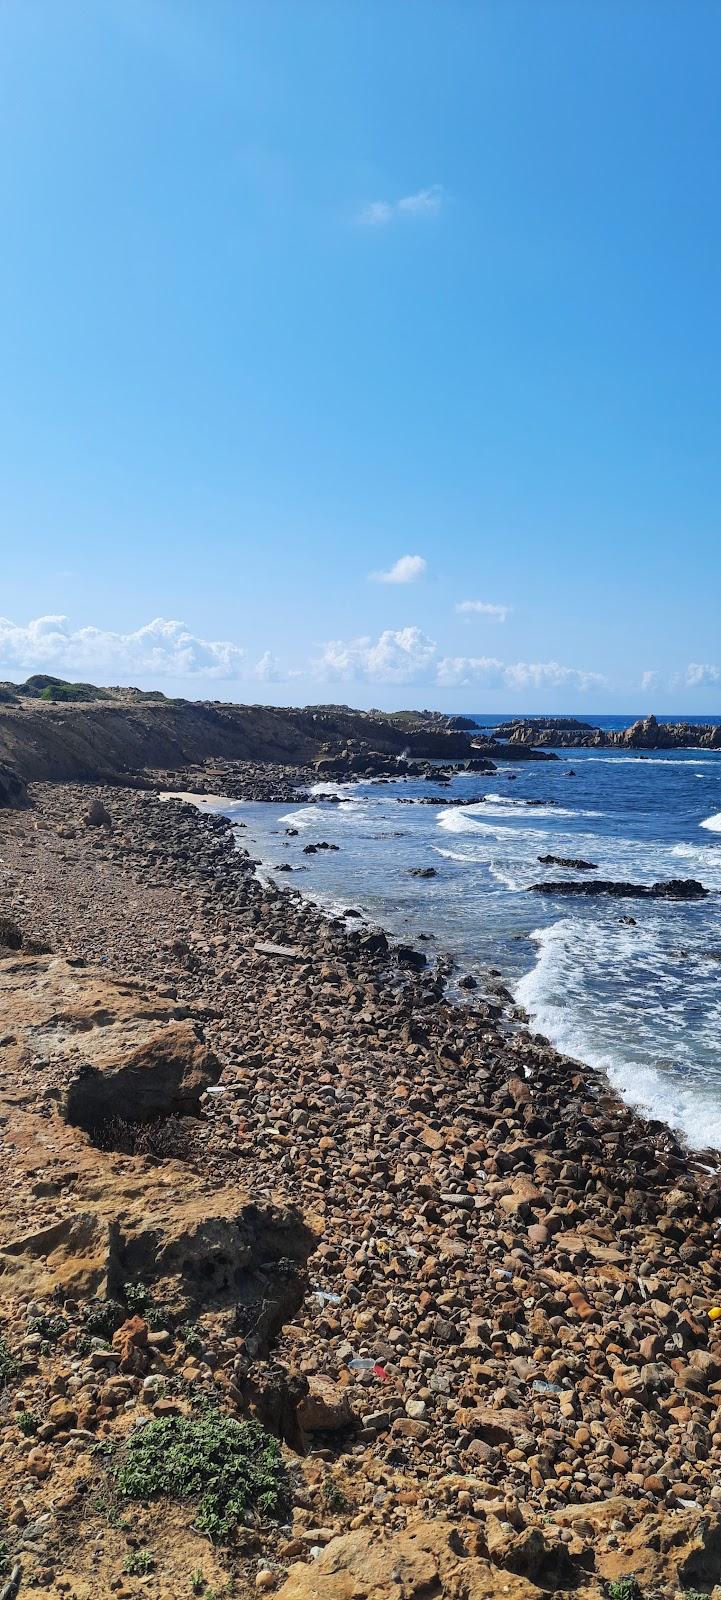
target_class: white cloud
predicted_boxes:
[314,627,437,685]
[686,662,720,687]
[456,600,511,623]
[315,629,605,692]
[357,185,444,226]
[0,615,246,681]
[436,655,607,692]
[641,670,660,692]
[370,554,427,585]
[253,650,282,682]
[436,655,504,689]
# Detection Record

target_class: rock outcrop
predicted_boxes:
[0,952,315,1311]
[496,713,721,750]
[529,877,709,900]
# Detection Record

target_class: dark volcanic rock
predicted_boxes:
[530,877,708,900]
[408,867,437,878]
[537,854,598,870]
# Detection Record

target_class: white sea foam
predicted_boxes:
[437,811,549,840]
[516,918,721,1151]
[584,755,720,766]
[700,812,721,833]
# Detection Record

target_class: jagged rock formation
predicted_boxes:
[497,713,721,749]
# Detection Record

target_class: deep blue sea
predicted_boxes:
[186,715,721,1152]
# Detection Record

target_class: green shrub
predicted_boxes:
[27,1312,68,1345]
[116,1412,289,1539]
[83,1299,126,1342]
[322,1475,349,1512]
[16,1411,39,1436]
[0,1337,20,1390]
[38,680,108,702]
[606,1581,643,1600]
[124,1549,155,1575]
[179,1323,205,1357]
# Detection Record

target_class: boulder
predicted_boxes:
[84,797,112,828]
[296,1375,356,1434]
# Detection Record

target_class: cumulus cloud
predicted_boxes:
[357,185,444,226]
[455,600,511,623]
[314,627,437,685]
[370,554,427,585]
[314,628,605,692]
[253,650,282,682]
[686,662,720,687]
[437,656,607,691]
[0,615,246,680]
[641,670,660,692]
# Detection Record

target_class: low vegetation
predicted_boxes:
[115,1412,289,1539]
[0,1336,20,1390]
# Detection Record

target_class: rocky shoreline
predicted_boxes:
[497,714,721,750]
[2,768,721,1598]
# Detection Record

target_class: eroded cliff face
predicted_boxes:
[0,698,473,794]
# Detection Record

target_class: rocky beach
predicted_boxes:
[1,744,721,1599]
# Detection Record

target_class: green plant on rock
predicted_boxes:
[27,1312,68,1345]
[115,1411,289,1540]
[16,1411,40,1437]
[124,1549,155,1576]
[0,1337,19,1390]
[322,1475,349,1512]
[179,1323,205,1357]
[122,1281,170,1330]
[190,1572,206,1595]
[606,1580,643,1600]
[83,1299,126,1341]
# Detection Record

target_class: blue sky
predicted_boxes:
[1,0,719,712]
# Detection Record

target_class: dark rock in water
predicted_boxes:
[458,973,477,990]
[408,867,437,879]
[619,915,638,925]
[344,909,362,918]
[529,878,708,901]
[395,944,427,970]
[285,827,299,836]
[538,855,598,871]
[491,745,559,763]
[303,841,340,854]
[465,757,497,773]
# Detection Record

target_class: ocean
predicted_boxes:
[205,716,721,1153]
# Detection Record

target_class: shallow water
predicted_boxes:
[191,746,721,1152]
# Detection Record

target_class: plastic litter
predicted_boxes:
[373,1363,389,1381]
[709,1307,721,1320]
[308,1290,342,1307]
[349,1357,376,1372]
[532,1379,564,1396]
